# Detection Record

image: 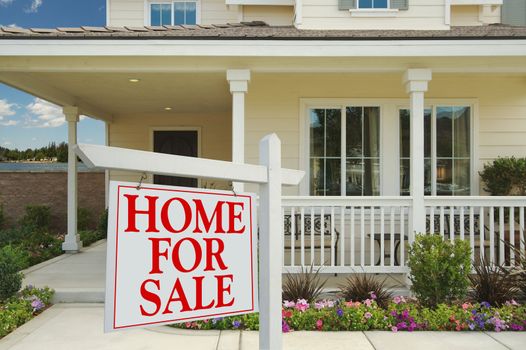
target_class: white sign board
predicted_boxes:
[104,181,258,332]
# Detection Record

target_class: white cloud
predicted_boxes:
[25,98,65,128]
[0,0,14,7]
[3,141,12,146]
[0,99,16,118]
[24,0,42,13]
[0,120,18,126]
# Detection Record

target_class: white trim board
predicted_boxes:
[1,39,525,57]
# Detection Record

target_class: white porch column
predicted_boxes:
[227,69,250,192]
[403,69,432,235]
[62,106,83,253]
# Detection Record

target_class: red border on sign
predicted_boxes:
[113,185,256,330]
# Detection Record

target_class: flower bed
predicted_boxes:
[0,286,54,338]
[172,296,526,333]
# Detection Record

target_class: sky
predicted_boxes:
[0,0,106,150]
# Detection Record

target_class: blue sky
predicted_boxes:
[0,0,106,150]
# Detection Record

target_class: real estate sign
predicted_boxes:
[104,181,258,332]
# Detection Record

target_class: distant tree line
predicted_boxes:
[0,142,68,162]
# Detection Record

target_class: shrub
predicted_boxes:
[479,157,526,196]
[339,274,393,308]
[77,208,92,231]
[97,209,108,238]
[0,245,29,301]
[19,232,62,266]
[282,265,327,303]
[79,230,104,247]
[469,259,519,306]
[408,234,471,308]
[20,205,51,232]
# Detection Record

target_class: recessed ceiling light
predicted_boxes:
[164,107,172,111]
[129,78,140,83]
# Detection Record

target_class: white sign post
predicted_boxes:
[75,133,303,350]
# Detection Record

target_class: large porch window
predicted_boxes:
[309,106,380,196]
[400,106,471,196]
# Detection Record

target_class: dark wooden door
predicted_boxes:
[153,130,198,187]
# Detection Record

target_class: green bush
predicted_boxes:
[97,209,108,238]
[408,234,471,308]
[20,205,51,232]
[19,232,62,266]
[79,230,104,247]
[479,157,526,196]
[0,245,29,302]
[77,208,92,231]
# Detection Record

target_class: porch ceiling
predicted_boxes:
[0,71,231,120]
[1,55,525,121]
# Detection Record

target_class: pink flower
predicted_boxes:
[295,299,309,312]
[364,299,372,307]
[462,303,470,310]
[393,296,401,304]
[283,300,295,308]
[314,302,325,310]
[316,319,323,330]
[364,312,372,319]
[369,291,377,300]
[391,326,398,333]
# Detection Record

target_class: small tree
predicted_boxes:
[408,234,471,308]
[479,157,526,196]
[0,245,29,301]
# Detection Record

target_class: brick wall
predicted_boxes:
[0,171,105,233]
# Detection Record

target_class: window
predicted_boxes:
[399,106,471,196]
[149,1,197,26]
[309,106,380,196]
[358,0,389,9]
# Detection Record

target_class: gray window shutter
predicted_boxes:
[390,0,409,11]
[502,0,526,26]
[338,0,357,11]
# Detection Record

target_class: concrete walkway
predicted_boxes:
[1,303,525,350]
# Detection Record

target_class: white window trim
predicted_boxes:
[396,100,479,197]
[299,98,385,197]
[350,0,398,17]
[145,0,201,26]
[299,98,479,197]
[149,126,202,186]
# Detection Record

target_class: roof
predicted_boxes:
[1,22,526,40]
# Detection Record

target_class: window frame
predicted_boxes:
[357,0,390,9]
[396,101,478,197]
[299,98,479,197]
[146,0,201,26]
[300,99,384,197]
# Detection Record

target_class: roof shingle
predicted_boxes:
[1,22,525,40]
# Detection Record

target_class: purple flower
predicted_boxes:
[468,323,476,331]
[510,323,524,331]
[481,301,491,308]
[232,320,241,329]
[391,326,398,333]
[369,291,377,300]
[402,310,409,319]
[390,310,398,317]
[364,312,372,319]
[31,298,45,312]
[212,317,223,325]
[337,308,344,317]
[282,320,291,333]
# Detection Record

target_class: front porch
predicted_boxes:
[1,31,525,277]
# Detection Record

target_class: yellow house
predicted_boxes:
[0,0,525,276]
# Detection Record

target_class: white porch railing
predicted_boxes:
[282,196,526,274]
[424,196,526,268]
[282,197,413,274]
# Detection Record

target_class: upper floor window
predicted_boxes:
[150,1,197,26]
[358,0,388,9]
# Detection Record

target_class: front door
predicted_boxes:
[153,130,198,187]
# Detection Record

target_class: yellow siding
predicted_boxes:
[242,5,294,26]
[108,0,144,26]
[201,0,239,24]
[108,112,231,189]
[300,0,448,30]
[242,74,526,194]
[450,5,501,26]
